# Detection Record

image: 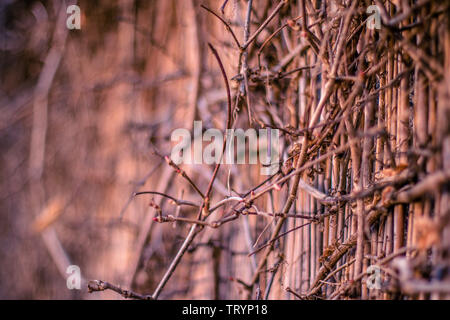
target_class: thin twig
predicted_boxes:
[88,280,153,300]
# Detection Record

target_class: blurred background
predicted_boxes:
[0,0,244,299]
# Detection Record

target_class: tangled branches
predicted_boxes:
[88,0,450,300]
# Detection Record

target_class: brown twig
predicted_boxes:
[88,280,153,300]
